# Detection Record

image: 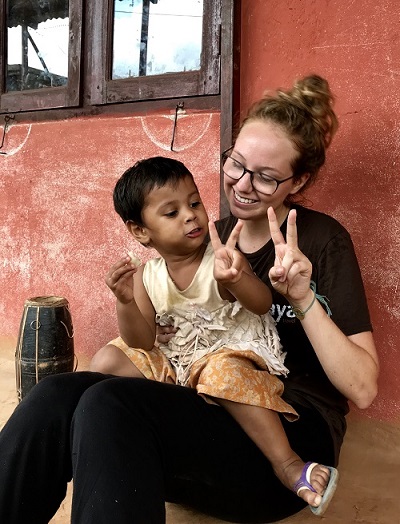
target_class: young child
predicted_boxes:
[91,156,338,514]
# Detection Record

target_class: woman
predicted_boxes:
[157,73,379,519]
[0,74,378,523]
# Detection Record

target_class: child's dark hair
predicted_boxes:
[113,156,194,226]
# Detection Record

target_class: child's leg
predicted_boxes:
[90,343,145,377]
[90,337,176,383]
[188,349,335,510]
[216,398,330,509]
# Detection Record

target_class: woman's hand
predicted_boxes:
[209,219,247,285]
[268,207,313,306]
[105,256,138,304]
[156,325,177,345]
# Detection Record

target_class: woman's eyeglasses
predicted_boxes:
[221,147,294,196]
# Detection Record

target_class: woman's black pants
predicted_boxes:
[0,372,334,524]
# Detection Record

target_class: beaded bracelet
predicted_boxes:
[290,281,332,320]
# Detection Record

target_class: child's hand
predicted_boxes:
[209,220,246,285]
[105,256,139,304]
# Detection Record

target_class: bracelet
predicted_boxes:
[290,291,316,320]
[289,281,332,320]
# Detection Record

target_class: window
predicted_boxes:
[1,0,82,112]
[0,0,228,115]
[90,0,221,105]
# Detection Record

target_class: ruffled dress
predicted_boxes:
[110,243,298,420]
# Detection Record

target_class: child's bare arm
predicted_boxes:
[209,221,272,315]
[106,256,156,349]
[223,261,272,315]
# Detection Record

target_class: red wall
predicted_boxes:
[240,0,400,421]
[2,0,398,424]
[1,110,220,361]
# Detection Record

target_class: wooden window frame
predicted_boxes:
[89,0,222,105]
[0,0,227,115]
[0,0,83,112]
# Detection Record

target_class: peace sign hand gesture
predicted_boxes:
[209,219,247,285]
[268,207,312,304]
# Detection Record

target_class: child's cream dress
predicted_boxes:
[109,243,298,420]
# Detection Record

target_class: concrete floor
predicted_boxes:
[1,346,399,524]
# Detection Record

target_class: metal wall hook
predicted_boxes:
[0,115,16,155]
[170,102,185,151]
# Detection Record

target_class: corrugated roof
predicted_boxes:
[7,0,68,28]
[7,0,159,29]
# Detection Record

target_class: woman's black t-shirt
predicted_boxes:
[215,204,372,459]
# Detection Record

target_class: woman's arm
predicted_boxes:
[106,257,156,350]
[209,220,272,315]
[268,207,379,409]
[295,295,378,408]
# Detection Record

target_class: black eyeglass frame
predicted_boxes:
[221,147,295,196]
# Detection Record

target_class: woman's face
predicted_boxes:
[223,120,305,221]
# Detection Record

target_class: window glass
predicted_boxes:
[112,0,203,79]
[6,0,69,91]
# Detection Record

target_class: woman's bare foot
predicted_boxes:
[273,456,331,508]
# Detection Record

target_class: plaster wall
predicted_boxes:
[0,110,220,364]
[240,0,400,422]
[2,0,398,426]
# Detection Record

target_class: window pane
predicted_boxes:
[112,0,203,79]
[6,0,69,91]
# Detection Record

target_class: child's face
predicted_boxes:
[141,176,209,255]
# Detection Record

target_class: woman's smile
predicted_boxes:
[234,190,259,205]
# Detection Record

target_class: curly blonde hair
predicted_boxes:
[238,74,338,200]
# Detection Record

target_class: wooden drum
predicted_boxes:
[15,296,75,401]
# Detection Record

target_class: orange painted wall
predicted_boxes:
[1,110,220,360]
[2,0,398,425]
[239,0,400,422]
